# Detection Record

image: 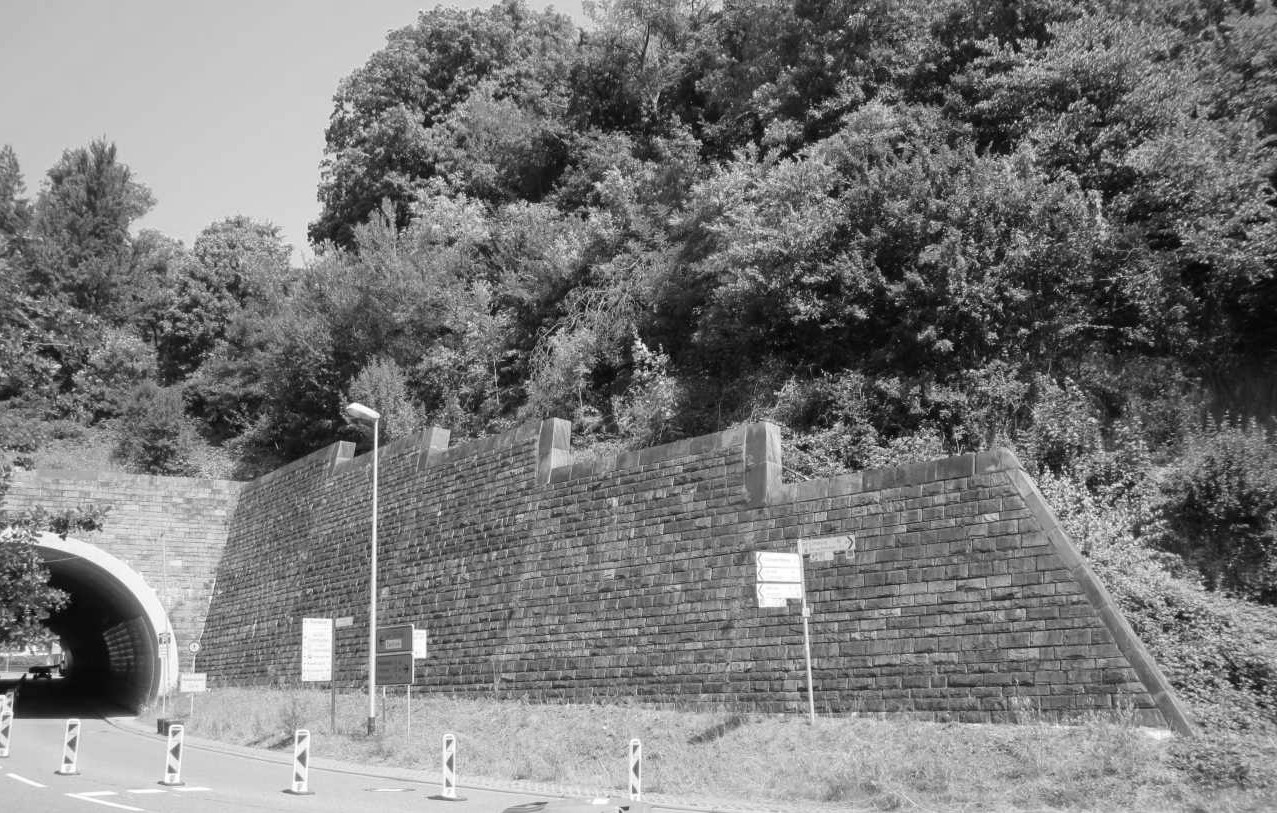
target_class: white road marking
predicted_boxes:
[171,785,211,792]
[7,772,48,788]
[126,788,165,794]
[65,791,144,811]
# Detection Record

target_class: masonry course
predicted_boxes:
[3,420,1192,733]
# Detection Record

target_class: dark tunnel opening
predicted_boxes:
[5,536,169,716]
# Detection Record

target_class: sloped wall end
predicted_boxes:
[783,444,1194,733]
[1001,459,1195,735]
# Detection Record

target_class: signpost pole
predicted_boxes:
[188,645,197,720]
[798,539,816,725]
[330,622,337,734]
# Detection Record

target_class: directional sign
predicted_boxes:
[755,551,802,583]
[376,653,414,686]
[756,581,803,606]
[377,624,414,655]
[301,617,333,682]
[801,534,855,561]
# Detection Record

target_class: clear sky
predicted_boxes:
[0,0,586,265]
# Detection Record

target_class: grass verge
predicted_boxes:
[167,688,1277,812]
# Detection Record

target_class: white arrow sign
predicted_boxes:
[755,551,802,583]
[756,581,803,603]
[801,534,855,559]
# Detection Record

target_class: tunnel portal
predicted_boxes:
[28,533,176,713]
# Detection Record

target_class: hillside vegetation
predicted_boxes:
[3,0,1277,762]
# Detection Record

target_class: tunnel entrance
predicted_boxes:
[20,533,177,714]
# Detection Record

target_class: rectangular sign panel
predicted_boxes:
[301,617,333,682]
[377,624,414,655]
[412,628,428,659]
[755,551,802,583]
[756,581,803,604]
[376,653,415,686]
[178,672,208,693]
[801,534,855,558]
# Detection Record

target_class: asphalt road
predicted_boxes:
[0,685,661,813]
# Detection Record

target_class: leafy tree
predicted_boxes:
[310,0,578,246]
[0,145,31,254]
[0,504,108,649]
[154,217,292,382]
[27,140,154,320]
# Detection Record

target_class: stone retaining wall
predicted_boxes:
[197,420,1192,732]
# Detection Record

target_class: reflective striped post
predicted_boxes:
[56,718,81,775]
[285,729,314,795]
[629,738,642,800]
[428,732,466,801]
[160,723,185,786]
[0,700,12,758]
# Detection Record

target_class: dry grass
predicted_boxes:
[168,688,1277,812]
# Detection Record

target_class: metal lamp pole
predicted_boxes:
[346,402,381,736]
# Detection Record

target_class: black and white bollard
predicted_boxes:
[160,723,185,786]
[56,718,81,775]
[629,738,642,801]
[428,732,466,801]
[285,729,314,795]
[0,700,12,758]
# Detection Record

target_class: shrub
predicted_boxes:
[70,327,158,423]
[611,336,683,448]
[0,406,43,469]
[1154,416,1277,604]
[344,357,424,444]
[1017,376,1102,475]
[111,383,201,476]
[1039,468,1277,733]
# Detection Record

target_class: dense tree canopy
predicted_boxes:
[2,0,1276,614]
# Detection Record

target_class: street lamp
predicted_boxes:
[345,401,381,735]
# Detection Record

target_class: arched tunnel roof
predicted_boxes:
[18,533,177,713]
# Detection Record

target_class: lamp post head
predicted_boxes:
[345,402,380,423]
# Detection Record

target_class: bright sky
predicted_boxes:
[0,0,586,265]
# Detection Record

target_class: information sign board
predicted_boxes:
[301,617,333,682]
[376,624,414,655]
[412,629,428,659]
[178,672,207,693]
[756,592,788,608]
[755,551,802,583]
[376,653,414,686]
[756,581,803,604]
[801,534,855,561]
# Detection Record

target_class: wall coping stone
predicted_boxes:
[9,468,243,493]
[538,419,748,486]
